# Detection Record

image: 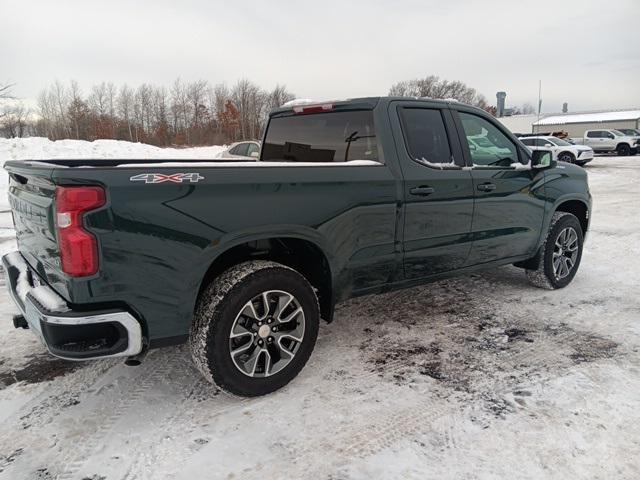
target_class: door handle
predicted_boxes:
[477,182,496,192]
[410,186,435,196]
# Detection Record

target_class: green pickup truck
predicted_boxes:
[2,97,591,396]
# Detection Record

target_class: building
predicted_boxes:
[497,109,640,137]
[532,110,640,137]
[496,114,540,135]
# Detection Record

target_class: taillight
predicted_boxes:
[292,103,333,114]
[55,186,106,277]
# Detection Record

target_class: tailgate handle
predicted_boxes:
[410,186,435,196]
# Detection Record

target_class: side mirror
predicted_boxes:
[531,150,555,169]
[544,143,553,147]
[249,151,259,158]
[469,143,477,151]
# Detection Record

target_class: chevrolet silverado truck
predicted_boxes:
[571,129,639,156]
[2,97,592,396]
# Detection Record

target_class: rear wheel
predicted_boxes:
[558,152,575,163]
[526,212,584,289]
[617,143,631,156]
[190,261,320,396]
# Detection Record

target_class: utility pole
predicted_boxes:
[537,80,542,121]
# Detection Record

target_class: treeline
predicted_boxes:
[389,75,494,113]
[34,79,294,146]
[2,76,501,144]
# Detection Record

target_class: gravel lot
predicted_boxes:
[0,155,639,480]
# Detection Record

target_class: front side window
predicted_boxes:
[549,137,571,146]
[262,111,378,163]
[459,112,520,167]
[230,143,250,156]
[399,108,456,166]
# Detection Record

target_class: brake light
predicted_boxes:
[292,103,333,114]
[55,186,106,277]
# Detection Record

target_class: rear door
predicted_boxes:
[452,108,546,264]
[390,101,474,278]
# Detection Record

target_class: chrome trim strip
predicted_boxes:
[2,251,143,361]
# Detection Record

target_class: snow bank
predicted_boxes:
[0,137,228,209]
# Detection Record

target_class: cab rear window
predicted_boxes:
[262,111,379,163]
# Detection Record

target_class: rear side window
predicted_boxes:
[520,138,534,146]
[586,131,600,138]
[247,143,259,156]
[262,111,378,163]
[399,108,455,166]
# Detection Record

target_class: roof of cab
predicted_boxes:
[269,96,470,117]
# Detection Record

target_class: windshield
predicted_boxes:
[611,130,624,137]
[262,110,378,163]
[548,137,571,146]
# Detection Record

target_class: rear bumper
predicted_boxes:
[2,251,143,361]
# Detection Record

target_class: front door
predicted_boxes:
[390,103,474,279]
[454,109,546,265]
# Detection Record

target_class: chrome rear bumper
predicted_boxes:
[2,251,142,361]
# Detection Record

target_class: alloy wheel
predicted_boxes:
[229,290,305,377]
[552,227,579,280]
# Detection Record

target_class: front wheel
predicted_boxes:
[558,152,575,163]
[526,212,584,289]
[190,261,320,396]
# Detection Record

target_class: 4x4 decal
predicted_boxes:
[130,173,204,184]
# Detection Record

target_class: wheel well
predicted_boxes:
[558,151,574,160]
[197,238,334,322]
[616,143,630,150]
[556,200,588,234]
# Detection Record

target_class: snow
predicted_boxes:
[0,140,639,479]
[535,109,640,126]
[417,156,457,169]
[510,160,532,170]
[281,98,318,107]
[29,285,68,312]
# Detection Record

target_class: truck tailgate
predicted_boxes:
[4,163,62,291]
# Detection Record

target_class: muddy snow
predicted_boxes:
[0,144,639,479]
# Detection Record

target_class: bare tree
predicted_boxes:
[1,102,30,138]
[117,84,134,141]
[389,75,487,107]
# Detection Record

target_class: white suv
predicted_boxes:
[520,136,594,166]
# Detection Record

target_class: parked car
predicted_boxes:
[217,140,261,160]
[519,136,594,166]
[571,129,639,156]
[3,97,591,397]
[615,128,640,137]
[615,128,640,145]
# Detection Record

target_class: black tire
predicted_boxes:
[616,143,631,156]
[190,260,320,396]
[558,152,575,164]
[526,212,584,289]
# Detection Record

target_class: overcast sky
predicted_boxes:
[2,0,639,113]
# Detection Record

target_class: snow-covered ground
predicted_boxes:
[0,139,639,479]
